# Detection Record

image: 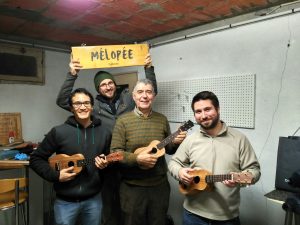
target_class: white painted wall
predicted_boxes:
[0,11,299,225]
[150,12,300,225]
[0,50,147,225]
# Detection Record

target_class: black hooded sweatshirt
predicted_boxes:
[30,116,111,201]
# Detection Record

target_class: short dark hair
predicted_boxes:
[68,88,94,107]
[191,91,219,112]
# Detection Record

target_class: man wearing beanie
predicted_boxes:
[56,53,156,225]
[57,54,156,132]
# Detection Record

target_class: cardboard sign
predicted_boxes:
[0,113,23,146]
[71,44,149,69]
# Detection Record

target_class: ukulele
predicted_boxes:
[134,120,194,158]
[179,169,253,195]
[48,151,123,174]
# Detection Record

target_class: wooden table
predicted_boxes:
[0,159,30,225]
[0,160,29,170]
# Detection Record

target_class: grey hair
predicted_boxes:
[132,78,155,94]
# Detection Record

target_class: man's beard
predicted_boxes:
[200,113,220,130]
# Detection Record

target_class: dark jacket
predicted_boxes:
[29,116,111,201]
[56,66,157,134]
[55,67,157,225]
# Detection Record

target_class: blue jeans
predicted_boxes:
[183,209,241,225]
[54,193,102,225]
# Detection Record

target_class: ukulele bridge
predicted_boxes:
[54,162,60,171]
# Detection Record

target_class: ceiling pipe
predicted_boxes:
[148,1,300,48]
[0,35,71,53]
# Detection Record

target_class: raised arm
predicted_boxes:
[56,56,82,111]
[144,53,158,95]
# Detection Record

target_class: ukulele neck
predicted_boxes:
[156,130,180,149]
[205,174,232,183]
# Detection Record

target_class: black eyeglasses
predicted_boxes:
[72,101,92,108]
[99,81,114,88]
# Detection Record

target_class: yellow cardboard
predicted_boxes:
[71,44,149,69]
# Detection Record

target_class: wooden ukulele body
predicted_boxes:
[49,153,84,174]
[134,140,165,158]
[179,169,213,195]
[179,169,253,195]
[48,152,123,174]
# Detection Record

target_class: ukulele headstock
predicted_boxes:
[232,172,253,184]
[106,151,124,162]
[179,120,194,132]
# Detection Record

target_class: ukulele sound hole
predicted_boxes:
[68,161,75,167]
[151,148,157,154]
[193,176,200,184]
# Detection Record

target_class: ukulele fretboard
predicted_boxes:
[205,174,232,183]
[157,130,181,149]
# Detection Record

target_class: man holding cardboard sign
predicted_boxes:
[56,50,156,225]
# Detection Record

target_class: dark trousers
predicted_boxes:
[183,209,241,225]
[101,169,122,225]
[119,179,170,225]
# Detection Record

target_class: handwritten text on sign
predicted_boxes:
[71,44,149,69]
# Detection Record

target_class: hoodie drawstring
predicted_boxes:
[92,125,95,145]
[76,123,95,145]
[77,124,80,144]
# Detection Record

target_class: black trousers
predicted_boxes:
[119,179,170,225]
[101,169,122,225]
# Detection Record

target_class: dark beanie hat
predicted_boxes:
[94,71,116,91]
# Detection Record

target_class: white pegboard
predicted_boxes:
[153,74,256,128]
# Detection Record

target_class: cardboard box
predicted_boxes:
[0,113,23,146]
